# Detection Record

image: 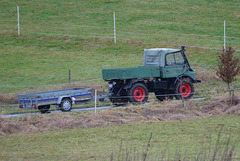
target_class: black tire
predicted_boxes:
[167,90,174,100]
[154,90,165,101]
[110,97,129,106]
[128,83,148,103]
[175,78,194,100]
[38,105,50,113]
[99,98,105,102]
[154,90,174,101]
[60,98,72,112]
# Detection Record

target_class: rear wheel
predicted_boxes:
[128,83,148,103]
[175,79,194,100]
[38,105,50,113]
[60,98,72,112]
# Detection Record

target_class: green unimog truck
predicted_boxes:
[102,46,200,104]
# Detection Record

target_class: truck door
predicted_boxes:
[163,52,187,78]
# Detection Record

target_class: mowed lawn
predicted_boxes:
[0,116,239,160]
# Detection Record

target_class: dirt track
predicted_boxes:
[0,97,239,136]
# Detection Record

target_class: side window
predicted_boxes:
[175,52,184,64]
[166,52,184,66]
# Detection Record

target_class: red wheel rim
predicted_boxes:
[179,83,191,98]
[133,87,145,101]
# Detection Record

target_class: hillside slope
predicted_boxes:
[0,0,239,94]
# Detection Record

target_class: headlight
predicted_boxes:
[108,83,114,89]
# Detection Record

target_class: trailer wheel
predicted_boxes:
[38,105,50,113]
[128,83,148,103]
[60,98,72,112]
[175,79,194,100]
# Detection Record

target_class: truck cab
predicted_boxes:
[143,47,195,79]
[102,46,200,104]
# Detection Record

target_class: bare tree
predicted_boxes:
[216,46,240,94]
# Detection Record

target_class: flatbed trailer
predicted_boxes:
[18,88,92,113]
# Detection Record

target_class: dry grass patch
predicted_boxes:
[0,94,18,105]
[0,95,239,136]
[195,69,220,83]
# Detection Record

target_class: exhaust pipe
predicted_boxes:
[181,45,185,51]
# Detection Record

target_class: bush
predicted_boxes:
[216,46,240,92]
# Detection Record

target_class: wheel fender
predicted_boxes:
[57,96,75,105]
[174,75,193,87]
[124,79,145,89]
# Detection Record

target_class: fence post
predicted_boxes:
[95,90,97,113]
[224,20,226,51]
[113,12,116,44]
[230,89,235,106]
[17,6,20,35]
[68,69,71,85]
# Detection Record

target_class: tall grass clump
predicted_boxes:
[110,125,239,161]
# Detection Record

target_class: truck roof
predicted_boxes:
[144,48,180,53]
[143,48,181,67]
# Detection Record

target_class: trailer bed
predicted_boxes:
[18,88,92,112]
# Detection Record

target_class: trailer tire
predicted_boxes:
[38,105,50,113]
[175,79,194,100]
[60,98,72,112]
[128,83,148,103]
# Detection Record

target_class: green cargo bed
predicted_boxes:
[102,66,161,80]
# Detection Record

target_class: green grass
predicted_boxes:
[0,0,239,123]
[0,0,239,94]
[0,116,239,160]
[0,1,239,160]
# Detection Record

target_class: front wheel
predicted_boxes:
[175,79,194,100]
[128,83,148,103]
[60,98,72,112]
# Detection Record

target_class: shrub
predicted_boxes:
[216,46,240,93]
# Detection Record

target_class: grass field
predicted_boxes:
[0,0,240,160]
[0,0,239,94]
[0,115,239,160]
